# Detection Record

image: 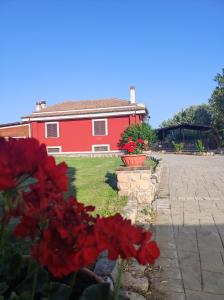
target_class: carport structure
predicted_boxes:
[156,123,215,151]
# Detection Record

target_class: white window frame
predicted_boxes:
[92,119,108,136]
[47,146,62,154]
[45,122,60,138]
[92,144,110,152]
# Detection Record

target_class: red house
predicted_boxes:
[1,87,148,154]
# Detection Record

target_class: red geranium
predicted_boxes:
[0,137,160,279]
[94,213,160,264]
[136,231,160,265]
[138,139,144,144]
[94,214,143,260]
[123,138,145,154]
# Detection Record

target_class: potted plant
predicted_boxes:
[121,137,146,167]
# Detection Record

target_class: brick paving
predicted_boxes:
[154,154,224,300]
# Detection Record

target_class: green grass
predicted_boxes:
[56,156,158,217]
[56,156,127,216]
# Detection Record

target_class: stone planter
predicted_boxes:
[121,154,146,167]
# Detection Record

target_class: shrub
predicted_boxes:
[119,123,157,150]
[196,139,205,152]
[172,141,184,152]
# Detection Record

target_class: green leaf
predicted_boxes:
[9,292,19,299]
[0,282,8,295]
[79,283,129,300]
[79,283,111,300]
[47,282,71,300]
[15,266,49,298]
[36,268,49,293]
[18,291,33,300]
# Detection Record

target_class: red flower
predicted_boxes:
[123,141,137,154]
[138,139,144,144]
[14,215,38,239]
[0,137,160,279]
[34,156,68,193]
[31,197,99,277]
[94,214,143,260]
[136,232,160,265]
[94,214,160,265]
[123,139,145,154]
[0,138,48,190]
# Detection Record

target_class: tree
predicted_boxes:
[209,68,224,145]
[160,104,212,127]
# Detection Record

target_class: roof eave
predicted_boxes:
[21,109,147,122]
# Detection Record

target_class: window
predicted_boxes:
[92,119,108,136]
[45,122,59,138]
[92,145,109,152]
[47,146,61,154]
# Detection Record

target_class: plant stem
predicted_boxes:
[114,259,124,300]
[67,272,77,300]
[0,219,5,255]
[31,264,38,300]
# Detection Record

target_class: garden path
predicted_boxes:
[154,154,224,300]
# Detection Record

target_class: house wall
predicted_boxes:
[31,114,142,152]
[0,124,30,138]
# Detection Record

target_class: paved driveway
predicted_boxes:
[154,154,224,300]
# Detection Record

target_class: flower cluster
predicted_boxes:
[0,137,159,278]
[123,137,145,154]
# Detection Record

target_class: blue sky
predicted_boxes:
[0,0,224,127]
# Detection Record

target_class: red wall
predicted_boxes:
[31,115,142,152]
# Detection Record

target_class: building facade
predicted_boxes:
[0,87,148,154]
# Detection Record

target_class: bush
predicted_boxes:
[172,141,184,152]
[196,139,205,152]
[119,123,157,150]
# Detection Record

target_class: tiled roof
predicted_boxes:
[37,99,131,112]
[23,98,147,119]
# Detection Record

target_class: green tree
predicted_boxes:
[161,104,212,127]
[209,68,224,145]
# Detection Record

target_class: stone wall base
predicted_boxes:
[116,166,156,205]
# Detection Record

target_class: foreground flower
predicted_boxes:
[94,213,160,264]
[13,195,96,277]
[0,137,160,279]
[0,138,46,190]
[0,137,68,193]
[94,214,143,260]
[136,231,160,265]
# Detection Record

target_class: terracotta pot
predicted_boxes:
[121,154,146,167]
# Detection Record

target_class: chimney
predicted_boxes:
[35,100,46,111]
[40,100,46,109]
[130,85,136,104]
[35,101,41,112]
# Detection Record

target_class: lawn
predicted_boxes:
[56,156,158,216]
[56,156,127,216]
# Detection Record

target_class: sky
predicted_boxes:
[0,0,224,128]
